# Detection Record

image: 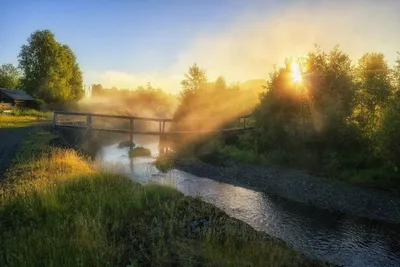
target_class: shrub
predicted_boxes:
[129,147,151,158]
[118,140,135,148]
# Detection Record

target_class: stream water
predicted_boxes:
[97,137,400,267]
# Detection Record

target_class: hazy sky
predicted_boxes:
[1,0,399,92]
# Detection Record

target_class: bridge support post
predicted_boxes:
[159,134,168,155]
[129,118,134,149]
[52,112,57,134]
[86,114,92,142]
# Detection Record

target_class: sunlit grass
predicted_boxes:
[0,130,329,267]
[0,114,39,127]
[0,109,52,127]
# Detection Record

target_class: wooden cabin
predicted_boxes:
[0,88,35,112]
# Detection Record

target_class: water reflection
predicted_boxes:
[98,141,400,267]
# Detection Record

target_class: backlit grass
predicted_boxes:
[0,108,52,127]
[0,114,40,127]
[0,130,330,267]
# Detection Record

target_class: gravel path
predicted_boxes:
[0,122,49,179]
[175,160,400,224]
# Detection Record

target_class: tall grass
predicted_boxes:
[0,108,52,127]
[0,130,329,267]
[11,107,52,118]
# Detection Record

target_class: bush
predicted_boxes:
[118,140,135,148]
[154,154,175,172]
[129,147,151,158]
[11,107,51,118]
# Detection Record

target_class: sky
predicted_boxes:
[1,0,400,93]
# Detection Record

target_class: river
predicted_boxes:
[97,136,400,267]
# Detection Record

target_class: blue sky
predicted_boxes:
[1,0,399,92]
[1,1,278,82]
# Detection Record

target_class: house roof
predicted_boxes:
[0,88,35,101]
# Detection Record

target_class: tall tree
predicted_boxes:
[355,53,393,135]
[394,52,400,91]
[18,30,84,105]
[0,63,21,89]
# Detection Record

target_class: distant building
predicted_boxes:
[0,88,35,111]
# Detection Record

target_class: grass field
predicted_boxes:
[0,108,52,127]
[0,130,329,267]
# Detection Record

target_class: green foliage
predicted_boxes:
[376,93,400,169]
[118,140,135,148]
[0,63,21,89]
[0,130,328,267]
[11,107,51,118]
[353,53,392,136]
[129,147,151,158]
[154,154,175,172]
[214,46,400,191]
[221,146,260,164]
[18,30,84,106]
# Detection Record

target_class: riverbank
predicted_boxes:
[0,130,329,267]
[162,156,400,225]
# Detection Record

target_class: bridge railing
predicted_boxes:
[53,111,254,136]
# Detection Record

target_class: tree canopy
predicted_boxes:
[0,63,21,89]
[18,30,84,106]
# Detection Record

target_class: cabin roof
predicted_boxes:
[0,88,34,101]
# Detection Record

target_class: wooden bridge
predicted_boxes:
[53,111,254,153]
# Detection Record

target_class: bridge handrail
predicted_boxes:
[54,111,173,122]
[54,111,253,122]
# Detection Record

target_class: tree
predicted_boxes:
[253,46,360,170]
[394,52,400,91]
[18,30,84,105]
[354,53,393,135]
[0,63,21,89]
[173,64,208,129]
[180,63,207,92]
[376,92,400,169]
[91,84,104,97]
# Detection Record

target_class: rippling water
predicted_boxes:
[98,138,400,267]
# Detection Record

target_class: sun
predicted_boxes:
[291,62,302,83]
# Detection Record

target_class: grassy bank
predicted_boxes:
[0,108,52,127]
[0,130,328,267]
[219,145,400,194]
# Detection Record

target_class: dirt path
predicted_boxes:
[0,122,50,178]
